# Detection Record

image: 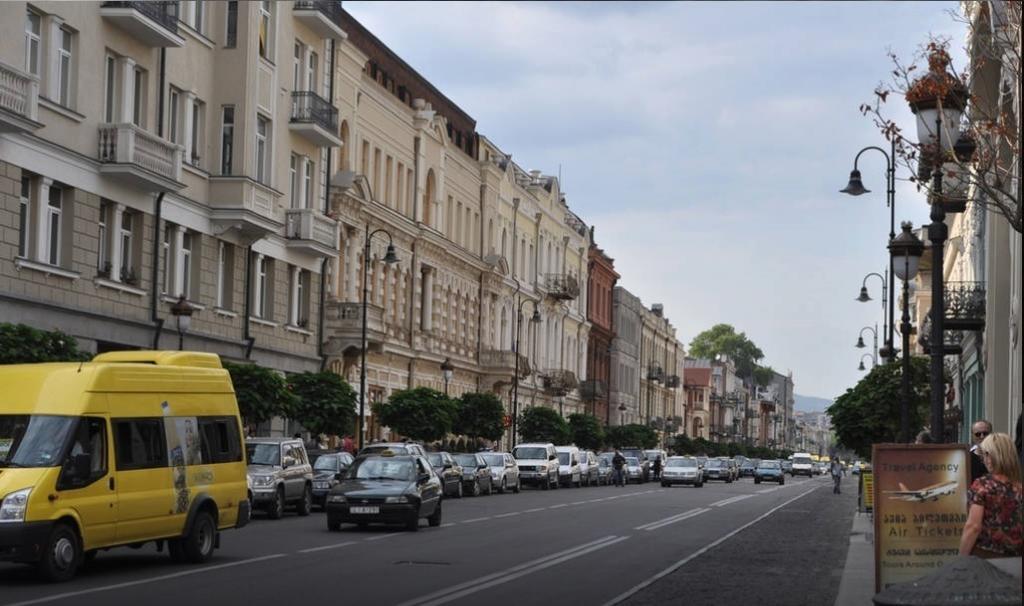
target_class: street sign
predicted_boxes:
[861,470,874,512]
[872,443,968,593]
[503,414,512,428]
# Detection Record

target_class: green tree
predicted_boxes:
[287,371,357,438]
[827,358,933,459]
[373,387,457,444]
[567,413,605,451]
[753,365,776,388]
[453,392,506,443]
[518,407,570,444]
[225,362,298,427]
[0,323,90,364]
[689,324,765,380]
[670,434,695,455]
[605,423,659,449]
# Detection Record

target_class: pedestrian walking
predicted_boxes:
[652,455,663,481]
[958,432,1023,558]
[830,457,843,494]
[969,419,993,483]
[612,449,627,487]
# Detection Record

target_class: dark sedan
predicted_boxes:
[426,451,464,498]
[311,451,354,508]
[325,454,443,531]
[754,460,785,485]
[704,458,733,483]
[453,453,493,496]
[739,460,756,477]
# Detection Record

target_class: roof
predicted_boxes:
[684,368,712,387]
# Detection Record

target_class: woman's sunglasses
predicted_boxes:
[974,431,990,438]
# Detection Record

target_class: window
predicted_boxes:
[225,1,237,47]
[220,106,234,174]
[198,417,242,464]
[255,255,267,318]
[162,224,173,294]
[168,88,180,144]
[255,115,268,184]
[98,201,109,273]
[25,11,40,76]
[57,28,73,107]
[289,153,299,206]
[46,186,62,266]
[120,211,134,281]
[307,51,318,93]
[258,1,272,59]
[216,241,234,309]
[18,176,31,259]
[189,99,203,166]
[181,232,193,299]
[132,67,145,127]
[182,0,204,34]
[303,157,314,209]
[59,417,107,490]
[293,42,302,91]
[290,267,310,327]
[113,419,167,470]
[104,55,116,122]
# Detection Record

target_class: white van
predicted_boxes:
[512,443,559,490]
[555,446,582,488]
[791,452,814,477]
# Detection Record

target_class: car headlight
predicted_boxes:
[314,481,330,489]
[491,472,499,479]
[328,494,347,504]
[385,495,410,504]
[251,475,274,487]
[0,488,32,523]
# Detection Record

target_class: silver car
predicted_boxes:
[246,438,314,519]
[625,456,644,483]
[481,452,521,494]
[579,450,600,486]
[660,456,704,487]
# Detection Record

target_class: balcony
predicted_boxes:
[481,349,531,378]
[663,375,681,389]
[292,1,347,40]
[290,91,341,147]
[579,379,607,401]
[100,2,185,47]
[322,300,386,357]
[0,62,42,133]
[944,281,986,331]
[541,369,579,397]
[285,208,338,257]
[545,274,580,301]
[97,123,184,192]
[208,177,283,244]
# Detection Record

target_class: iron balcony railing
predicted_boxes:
[545,274,580,300]
[290,90,339,133]
[944,281,986,331]
[294,1,344,25]
[541,369,578,396]
[101,1,179,32]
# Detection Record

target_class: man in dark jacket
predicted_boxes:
[612,450,626,487]
[969,420,992,483]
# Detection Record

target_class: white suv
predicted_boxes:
[513,443,559,490]
[791,453,814,477]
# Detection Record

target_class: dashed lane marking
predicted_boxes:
[297,541,358,553]
[634,508,710,531]
[459,516,491,524]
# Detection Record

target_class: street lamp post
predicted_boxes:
[512,298,541,448]
[358,225,398,450]
[906,49,967,443]
[889,221,924,442]
[841,140,898,361]
[856,272,896,360]
[170,295,194,351]
[440,357,454,396]
[855,324,878,366]
[858,353,875,372]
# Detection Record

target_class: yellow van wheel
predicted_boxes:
[36,523,81,583]
[181,511,217,563]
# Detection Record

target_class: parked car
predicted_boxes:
[453,453,493,496]
[555,446,583,487]
[595,453,615,485]
[624,457,644,483]
[739,460,756,478]
[645,449,668,478]
[311,451,355,509]
[579,450,600,486]
[481,452,521,494]
[325,453,442,531]
[704,458,733,483]
[620,448,650,482]
[358,442,427,457]
[246,437,315,519]
[781,459,794,475]
[790,453,815,477]
[754,460,785,485]
[426,451,464,498]
[696,456,709,481]
[513,443,560,490]
[661,456,704,487]
[721,457,739,481]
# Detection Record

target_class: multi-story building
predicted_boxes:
[320,9,591,446]
[770,369,796,449]
[682,357,712,439]
[583,232,618,425]
[1,1,344,375]
[708,356,746,443]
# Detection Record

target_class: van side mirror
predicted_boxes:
[417,472,432,484]
[548,454,556,461]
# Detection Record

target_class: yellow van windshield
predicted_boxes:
[0,414,77,468]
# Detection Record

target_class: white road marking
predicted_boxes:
[602,485,820,606]
[570,501,588,505]
[634,508,710,531]
[757,486,782,494]
[549,503,568,509]
[396,535,629,606]
[440,523,456,528]
[365,532,401,541]
[709,494,754,507]
[523,507,546,513]
[3,554,287,606]
[493,511,520,518]
[459,516,491,523]
[297,540,358,553]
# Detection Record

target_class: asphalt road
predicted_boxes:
[0,473,855,606]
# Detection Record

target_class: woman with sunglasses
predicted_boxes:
[958,432,1023,558]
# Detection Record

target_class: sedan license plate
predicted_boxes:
[350,506,379,514]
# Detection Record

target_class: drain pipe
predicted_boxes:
[243,245,255,359]
[150,47,168,349]
[318,257,328,371]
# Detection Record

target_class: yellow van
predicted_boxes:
[0,351,249,581]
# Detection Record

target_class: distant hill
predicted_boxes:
[794,394,832,413]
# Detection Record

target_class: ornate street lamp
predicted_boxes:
[441,357,454,396]
[855,324,878,366]
[170,295,194,351]
[889,221,924,442]
[858,354,874,372]
[358,226,398,450]
[511,298,541,448]
[906,48,967,443]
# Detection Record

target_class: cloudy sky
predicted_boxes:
[345,1,964,400]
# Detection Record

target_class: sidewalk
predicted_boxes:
[834,509,875,606]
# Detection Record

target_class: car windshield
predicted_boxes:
[361,445,409,455]
[759,461,781,469]
[0,415,77,468]
[349,457,416,481]
[793,456,812,465]
[706,459,724,468]
[513,447,547,460]
[626,457,639,465]
[483,454,505,467]
[313,455,340,471]
[426,453,444,466]
[666,458,696,467]
[453,454,479,467]
[557,452,571,464]
[246,443,281,466]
